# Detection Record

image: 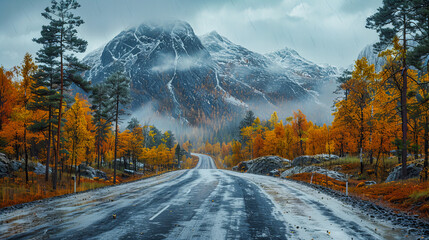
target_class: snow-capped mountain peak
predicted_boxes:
[83,20,339,125]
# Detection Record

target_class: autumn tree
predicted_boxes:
[231,140,243,167]
[292,110,309,156]
[63,94,92,178]
[367,0,419,179]
[126,118,144,172]
[0,67,17,131]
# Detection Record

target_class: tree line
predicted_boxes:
[0,0,188,190]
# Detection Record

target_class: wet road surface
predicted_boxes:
[0,154,408,239]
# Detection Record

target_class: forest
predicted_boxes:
[0,0,428,220]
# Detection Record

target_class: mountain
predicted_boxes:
[357,44,386,72]
[83,21,339,125]
[266,48,340,90]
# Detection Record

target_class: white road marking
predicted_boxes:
[149,205,170,221]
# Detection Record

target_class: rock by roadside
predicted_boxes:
[291,154,339,167]
[385,163,422,183]
[78,163,108,180]
[280,165,347,181]
[233,156,290,175]
[0,153,23,177]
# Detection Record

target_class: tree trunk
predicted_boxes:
[15,131,19,161]
[424,115,428,181]
[113,98,119,184]
[24,123,28,183]
[401,14,408,180]
[45,107,52,182]
[97,139,100,169]
[54,30,64,190]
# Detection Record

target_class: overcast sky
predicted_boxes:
[0,0,382,69]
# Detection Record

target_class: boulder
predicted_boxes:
[235,160,253,172]
[313,154,339,161]
[9,160,21,171]
[34,162,51,175]
[280,165,347,182]
[79,163,108,180]
[291,154,340,167]
[244,156,290,175]
[0,153,10,177]
[292,156,320,167]
[385,164,422,183]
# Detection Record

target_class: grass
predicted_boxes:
[315,155,405,182]
[0,167,172,209]
[351,180,429,218]
[287,155,429,220]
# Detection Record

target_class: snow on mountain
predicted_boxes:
[357,44,386,72]
[83,21,339,125]
[266,47,341,90]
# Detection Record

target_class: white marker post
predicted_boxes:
[74,175,77,193]
[346,174,349,197]
[310,172,314,184]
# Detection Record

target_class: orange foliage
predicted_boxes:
[0,67,17,130]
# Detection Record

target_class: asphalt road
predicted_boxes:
[0,154,410,239]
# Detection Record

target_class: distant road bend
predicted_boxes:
[1,154,407,239]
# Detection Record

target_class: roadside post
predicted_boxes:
[346,174,349,196]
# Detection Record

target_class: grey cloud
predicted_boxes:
[0,0,382,69]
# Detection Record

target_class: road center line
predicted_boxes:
[149,205,170,221]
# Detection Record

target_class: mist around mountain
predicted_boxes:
[83,20,341,128]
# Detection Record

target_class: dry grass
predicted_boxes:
[351,180,429,219]
[0,168,170,209]
[288,169,429,219]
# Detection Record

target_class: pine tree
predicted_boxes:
[127,117,140,131]
[175,144,181,168]
[239,110,255,144]
[31,20,61,182]
[33,0,89,189]
[90,83,113,169]
[105,71,131,184]
[409,0,429,72]
[367,0,418,179]
[18,53,38,183]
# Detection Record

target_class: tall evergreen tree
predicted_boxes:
[127,117,140,131]
[105,71,131,184]
[409,0,429,72]
[90,83,113,169]
[175,143,181,169]
[31,23,60,182]
[18,54,38,183]
[164,130,175,149]
[33,0,89,189]
[366,0,418,179]
[239,110,255,144]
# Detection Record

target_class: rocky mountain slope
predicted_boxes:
[357,44,386,72]
[83,21,340,124]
